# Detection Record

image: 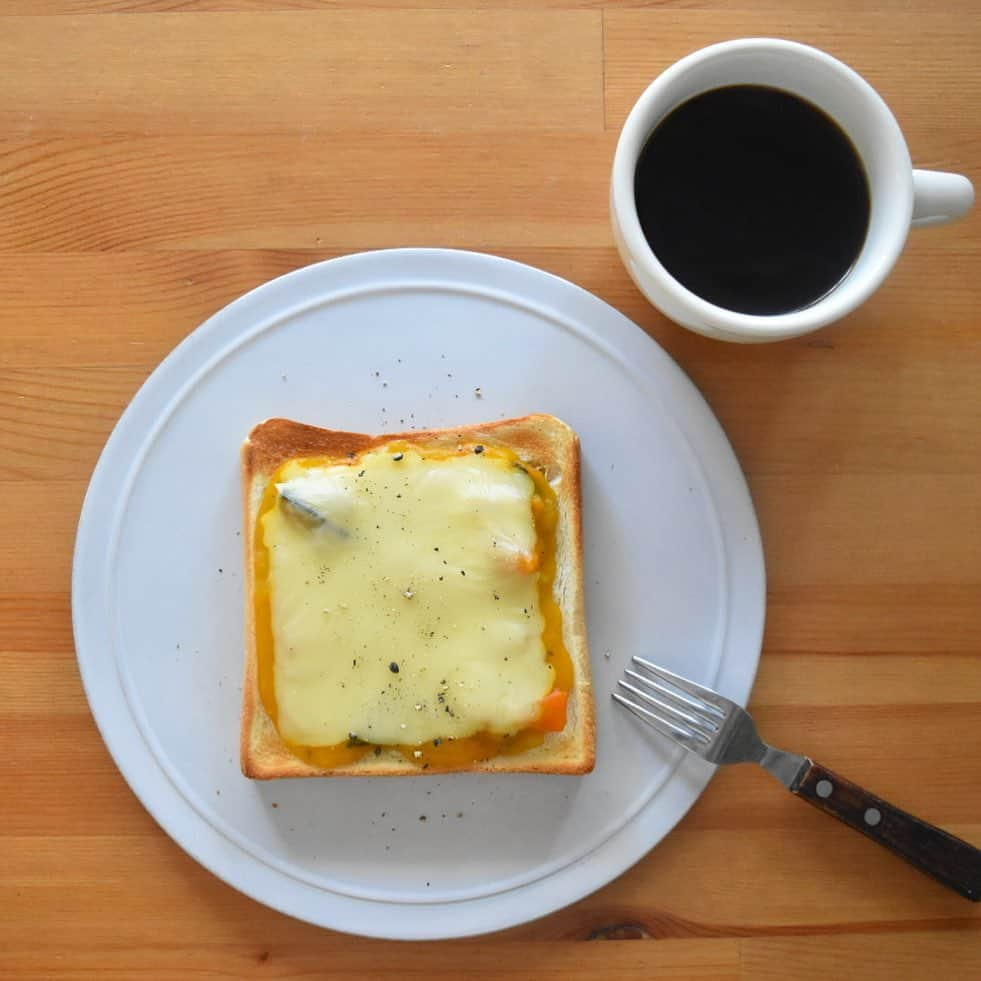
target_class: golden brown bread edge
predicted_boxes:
[241,414,595,778]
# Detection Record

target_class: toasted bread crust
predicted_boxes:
[241,415,594,778]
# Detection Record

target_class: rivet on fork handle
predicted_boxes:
[793,760,981,902]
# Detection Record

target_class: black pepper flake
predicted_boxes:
[393,452,404,461]
[433,738,442,747]
[493,591,500,600]
[460,570,466,576]
[358,469,365,477]
[374,746,382,756]
[433,547,439,552]
[389,662,400,673]
[419,815,427,821]
[474,444,485,454]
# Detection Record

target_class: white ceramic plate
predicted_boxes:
[73,249,764,940]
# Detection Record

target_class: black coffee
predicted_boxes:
[634,85,870,316]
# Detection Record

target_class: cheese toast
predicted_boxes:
[241,415,594,777]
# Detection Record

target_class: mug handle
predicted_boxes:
[911,170,975,228]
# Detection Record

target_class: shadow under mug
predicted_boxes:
[610,38,975,343]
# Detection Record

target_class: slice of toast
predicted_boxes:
[241,414,594,777]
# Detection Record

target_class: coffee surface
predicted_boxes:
[634,85,871,316]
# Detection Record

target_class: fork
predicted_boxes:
[614,656,981,901]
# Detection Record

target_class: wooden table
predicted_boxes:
[2,2,978,977]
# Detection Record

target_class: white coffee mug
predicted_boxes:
[610,39,974,343]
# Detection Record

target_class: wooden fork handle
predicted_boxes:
[794,760,981,901]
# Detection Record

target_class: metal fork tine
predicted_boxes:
[612,692,709,750]
[632,656,728,718]
[621,672,719,734]
[624,667,719,721]
[615,661,810,789]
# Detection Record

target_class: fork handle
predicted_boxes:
[794,760,981,901]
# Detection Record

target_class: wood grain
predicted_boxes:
[0,12,603,135]
[4,0,981,12]
[1,0,979,976]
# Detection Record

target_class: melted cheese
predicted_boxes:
[261,446,555,747]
